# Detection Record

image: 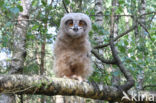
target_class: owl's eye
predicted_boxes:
[79,20,86,27]
[66,20,73,27]
[69,22,73,27]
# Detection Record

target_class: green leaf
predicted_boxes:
[124,40,128,45]
[119,0,125,4]
[64,0,70,4]
[41,0,47,6]
[119,45,126,52]
[128,48,133,53]
[27,34,35,40]
[0,1,4,7]
[17,5,23,12]
[32,0,38,6]
[32,25,39,30]
[92,24,98,31]
[116,7,123,14]
[2,36,8,47]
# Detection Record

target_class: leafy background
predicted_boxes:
[0,0,155,102]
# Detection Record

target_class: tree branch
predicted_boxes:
[62,0,69,13]
[91,50,116,64]
[139,11,156,17]
[89,11,156,17]
[0,75,155,102]
[143,84,156,89]
[90,14,132,17]
[0,75,121,101]
[94,24,137,49]
[137,21,152,40]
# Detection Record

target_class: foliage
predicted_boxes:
[0,0,155,102]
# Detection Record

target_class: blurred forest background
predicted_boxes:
[0,0,155,103]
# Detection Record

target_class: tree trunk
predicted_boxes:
[40,41,46,103]
[111,0,121,87]
[0,0,31,103]
[40,39,46,75]
[94,0,103,41]
[136,0,146,91]
[94,0,104,70]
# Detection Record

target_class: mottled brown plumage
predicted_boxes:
[53,13,93,81]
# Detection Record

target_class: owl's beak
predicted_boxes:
[73,25,78,32]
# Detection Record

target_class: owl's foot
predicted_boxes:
[71,75,87,82]
[63,75,68,79]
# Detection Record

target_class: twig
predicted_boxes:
[89,14,132,17]
[137,21,152,40]
[91,50,116,64]
[62,0,69,13]
[11,19,35,22]
[94,24,137,49]
[139,11,156,17]
[89,11,156,17]
[143,84,156,89]
[149,15,155,24]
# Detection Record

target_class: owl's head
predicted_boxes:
[60,13,91,38]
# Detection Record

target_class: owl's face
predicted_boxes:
[64,19,87,38]
[60,13,91,38]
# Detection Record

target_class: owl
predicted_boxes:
[53,13,93,82]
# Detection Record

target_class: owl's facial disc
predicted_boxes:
[65,19,87,38]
